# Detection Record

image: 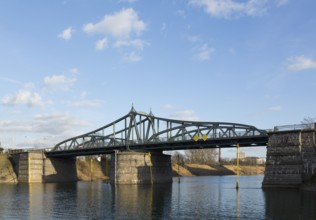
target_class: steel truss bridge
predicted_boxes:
[46,107,268,158]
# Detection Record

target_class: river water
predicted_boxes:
[0,175,315,219]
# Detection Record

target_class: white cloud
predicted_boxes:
[189,0,267,19]
[70,68,79,74]
[33,113,88,135]
[83,8,146,39]
[163,104,176,110]
[68,99,103,108]
[114,39,149,50]
[0,77,23,85]
[176,10,186,19]
[287,56,316,72]
[124,51,142,62]
[198,44,214,61]
[44,74,77,91]
[0,113,88,136]
[1,89,45,108]
[58,27,75,40]
[268,105,282,112]
[95,38,108,50]
[170,110,200,121]
[275,0,288,7]
[187,35,201,43]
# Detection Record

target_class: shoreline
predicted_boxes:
[172,163,265,177]
[2,153,315,191]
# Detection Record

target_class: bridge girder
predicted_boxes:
[47,107,268,157]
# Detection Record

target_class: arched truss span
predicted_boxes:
[49,107,268,156]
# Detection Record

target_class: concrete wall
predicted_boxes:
[263,130,316,188]
[110,151,172,184]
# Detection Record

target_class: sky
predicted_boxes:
[0,0,316,158]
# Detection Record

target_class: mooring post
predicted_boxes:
[148,152,153,184]
[218,148,221,165]
[90,158,93,182]
[178,153,180,183]
[236,143,240,189]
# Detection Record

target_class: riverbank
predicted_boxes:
[172,163,265,176]
[0,154,108,183]
[0,153,265,183]
[0,153,268,183]
[0,154,17,183]
[76,159,108,181]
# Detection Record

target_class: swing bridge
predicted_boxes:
[46,107,268,158]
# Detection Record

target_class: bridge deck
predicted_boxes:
[46,135,268,158]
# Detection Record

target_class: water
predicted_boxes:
[0,175,315,219]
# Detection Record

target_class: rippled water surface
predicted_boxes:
[0,175,315,219]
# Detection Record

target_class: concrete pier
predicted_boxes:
[263,129,316,188]
[110,151,172,184]
[43,157,77,182]
[11,151,77,183]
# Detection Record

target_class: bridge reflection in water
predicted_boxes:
[264,188,316,219]
[0,176,315,219]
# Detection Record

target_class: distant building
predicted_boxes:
[242,157,266,165]
[240,151,246,159]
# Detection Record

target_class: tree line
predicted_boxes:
[171,149,218,165]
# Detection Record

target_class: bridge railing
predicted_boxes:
[273,123,316,131]
[70,130,267,150]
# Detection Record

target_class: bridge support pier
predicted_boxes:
[10,151,77,183]
[110,151,172,184]
[263,129,316,188]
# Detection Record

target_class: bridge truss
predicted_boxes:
[46,107,268,157]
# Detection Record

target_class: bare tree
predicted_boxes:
[301,117,316,129]
[171,151,185,165]
[301,117,316,124]
[185,149,218,165]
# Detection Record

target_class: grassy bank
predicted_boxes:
[1,154,264,183]
[0,154,108,183]
[76,159,109,181]
[172,163,265,177]
[0,154,17,183]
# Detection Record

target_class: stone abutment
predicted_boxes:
[110,151,172,184]
[263,129,316,188]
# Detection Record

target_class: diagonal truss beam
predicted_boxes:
[49,107,268,156]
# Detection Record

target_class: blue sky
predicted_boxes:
[0,0,315,158]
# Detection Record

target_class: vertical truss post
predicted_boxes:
[167,121,169,141]
[113,123,116,146]
[125,118,127,144]
[143,118,145,143]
